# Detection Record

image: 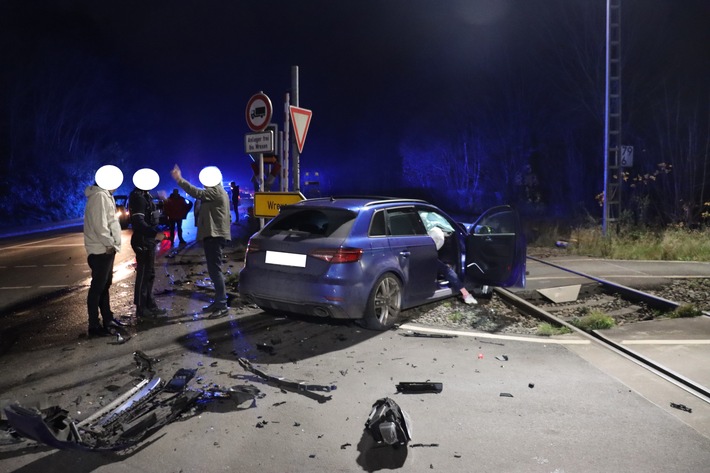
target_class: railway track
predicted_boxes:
[495,256,710,404]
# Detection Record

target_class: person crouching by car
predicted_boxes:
[129,168,167,320]
[163,188,192,246]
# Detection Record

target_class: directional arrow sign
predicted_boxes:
[289,106,312,153]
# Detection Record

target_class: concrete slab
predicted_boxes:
[537,284,581,303]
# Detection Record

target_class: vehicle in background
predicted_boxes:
[114,195,130,228]
[238,196,526,330]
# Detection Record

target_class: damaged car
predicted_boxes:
[239,197,526,330]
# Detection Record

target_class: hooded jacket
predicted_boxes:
[84,185,122,255]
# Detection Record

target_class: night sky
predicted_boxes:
[1,0,708,225]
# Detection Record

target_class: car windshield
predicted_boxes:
[262,208,357,238]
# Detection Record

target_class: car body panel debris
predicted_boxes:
[2,354,263,451]
[365,397,412,447]
[399,331,457,339]
[395,382,443,394]
[238,357,337,395]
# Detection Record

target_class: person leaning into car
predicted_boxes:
[171,164,231,317]
[128,169,167,320]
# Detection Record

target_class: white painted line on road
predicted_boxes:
[43,264,68,267]
[0,236,75,250]
[39,285,70,288]
[621,339,710,345]
[399,324,590,344]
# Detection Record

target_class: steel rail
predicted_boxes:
[526,256,710,317]
[494,284,710,405]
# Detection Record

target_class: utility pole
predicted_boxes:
[603,0,622,235]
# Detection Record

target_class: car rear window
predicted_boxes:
[262,208,357,238]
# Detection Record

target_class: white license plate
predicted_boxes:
[265,250,307,267]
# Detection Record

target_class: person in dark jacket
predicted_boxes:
[171,164,231,317]
[129,168,167,320]
[230,181,240,224]
[163,188,192,246]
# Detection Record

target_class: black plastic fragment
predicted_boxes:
[399,331,457,339]
[396,382,443,394]
[670,402,692,413]
[164,368,197,393]
[499,392,514,398]
[133,350,160,372]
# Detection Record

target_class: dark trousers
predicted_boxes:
[132,243,156,316]
[87,252,115,328]
[437,259,464,292]
[203,237,227,305]
[168,218,184,243]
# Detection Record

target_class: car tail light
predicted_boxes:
[310,248,363,263]
[244,239,261,266]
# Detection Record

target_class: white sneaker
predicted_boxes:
[463,294,477,305]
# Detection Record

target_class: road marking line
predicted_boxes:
[0,236,77,250]
[43,264,67,267]
[399,324,590,344]
[39,285,69,288]
[0,286,32,289]
[621,339,710,345]
[15,265,38,268]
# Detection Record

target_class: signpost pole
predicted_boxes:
[258,153,264,228]
[291,65,300,192]
[283,93,290,192]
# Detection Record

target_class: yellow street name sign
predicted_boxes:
[253,192,305,218]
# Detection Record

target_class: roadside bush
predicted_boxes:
[568,225,710,261]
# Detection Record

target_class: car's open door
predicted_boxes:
[464,205,526,288]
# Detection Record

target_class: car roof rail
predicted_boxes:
[305,195,428,206]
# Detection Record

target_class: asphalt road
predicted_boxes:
[1,224,710,472]
[0,226,137,314]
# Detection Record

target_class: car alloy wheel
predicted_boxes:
[365,273,402,330]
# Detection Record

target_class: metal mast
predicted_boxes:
[603,0,622,235]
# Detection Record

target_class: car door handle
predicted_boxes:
[399,250,411,257]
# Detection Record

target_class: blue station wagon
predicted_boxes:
[238,197,526,330]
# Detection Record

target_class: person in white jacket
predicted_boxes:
[84,165,126,337]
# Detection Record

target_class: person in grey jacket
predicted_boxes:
[84,165,126,337]
[171,164,231,316]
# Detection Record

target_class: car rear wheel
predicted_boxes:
[363,273,402,331]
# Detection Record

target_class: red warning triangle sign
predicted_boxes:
[289,106,312,154]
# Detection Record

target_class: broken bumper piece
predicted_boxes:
[237,357,336,400]
[3,359,240,451]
